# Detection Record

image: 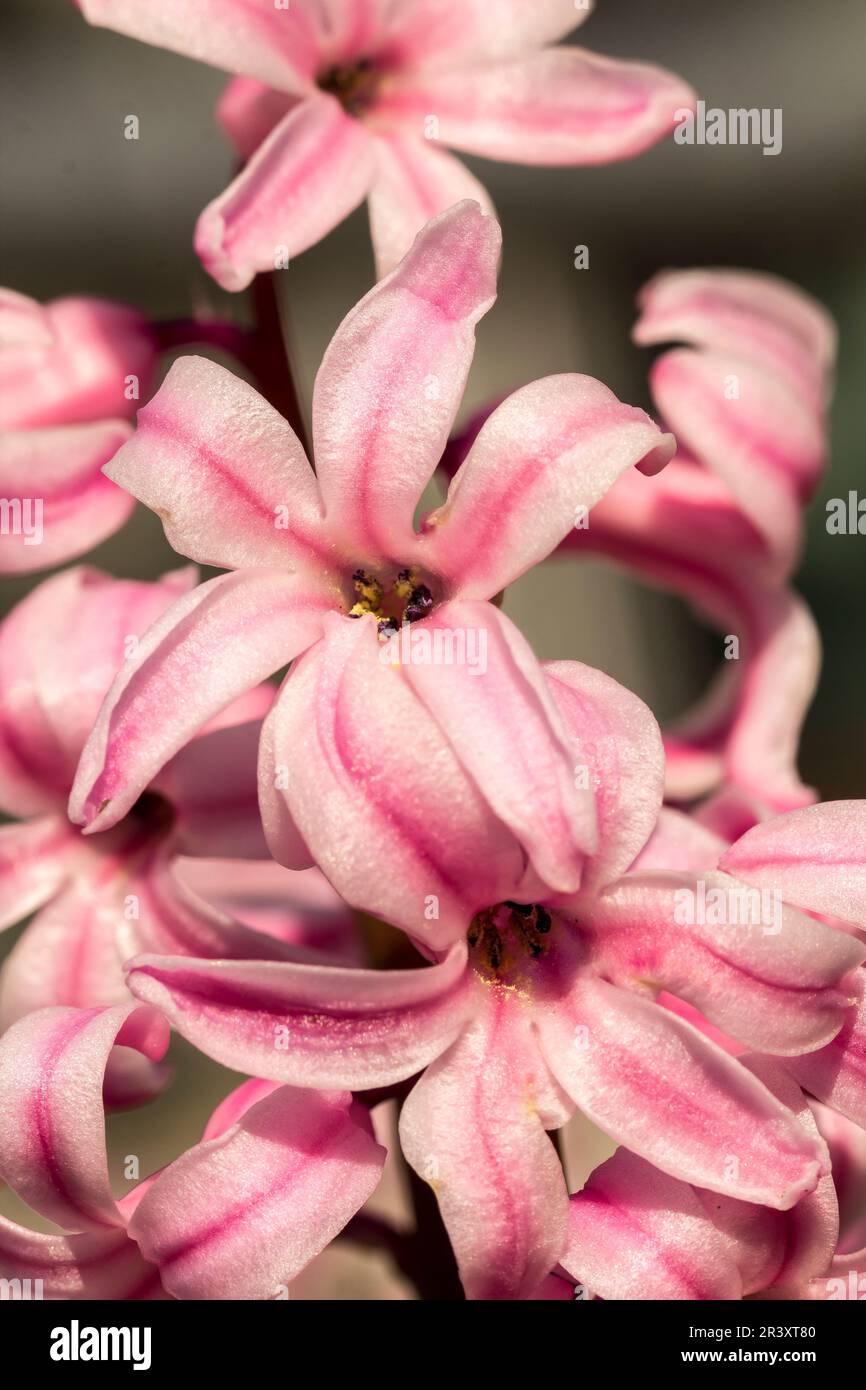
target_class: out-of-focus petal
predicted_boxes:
[0,423,134,575]
[629,807,726,875]
[217,76,299,159]
[175,858,361,961]
[634,268,836,407]
[155,719,270,860]
[0,288,54,347]
[649,348,824,556]
[0,297,157,430]
[195,95,376,292]
[0,1217,163,1300]
[0,815,76,931]
[117,851,320,966]
[380,0,590,70]
[78,0,321,93]
[374,48,694,164]
[0,566,194,814]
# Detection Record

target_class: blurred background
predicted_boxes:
[1,0,865,1293]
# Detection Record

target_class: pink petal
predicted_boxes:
[581,464,821,809]
[564,1147,743,1300]
[720,801,866,930]
[704,1056,839,1294]
[78,0,320,93]
[312,199,500,562]
[195,95,376,292]
[0,815,76,932]
[0,566,195,814]
[104,354,330,574]
[380,0,589,69]
[154,719,270,860]
[784,983,866,1129]
[201,1076,280,1141]
[175,858,361,962]
[399,989,569,1300]
[629,807,727,874]
[813,1103,866,1257]
[0,1002,169,1232]
[417,374,674,599]
[635,268,836,409]
[118,851,320,965]
[309,0,390,66]
[0,287,54,347]
[261,613,529,948]
[0,1217,163,1300]
[373,47,695,164]
[693,785,771,844]
[401,602,596,894]
[535,963,827,1207]
[650,348,825,554]
[0,422,134,575]
[128,1086,384,1300]
[0,297,157,430]
[367,131,495,279]
[125,942,475,1089]
[217,76,299,159]
[0,873,129,1024]
[586,870,865,1055]
[544,660,664,889]
[68,568,333,834]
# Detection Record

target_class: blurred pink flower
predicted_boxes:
[0,564,300,1102]
[576,268,836,811]
[78,0,694,285]
[121,671,863,1299]
[0,1002,384,1300]
[68,202,675,946]
[0,290,157,573]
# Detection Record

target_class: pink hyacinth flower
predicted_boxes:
[576,267,836,811]
[0,1002,384,1300]
[77,0,695,285]
[0,564,321,1103]
[0,289,158,573]
[120,664,864,1299]
[69,201,677,947]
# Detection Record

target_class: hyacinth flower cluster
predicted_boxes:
[1,0,864,1306]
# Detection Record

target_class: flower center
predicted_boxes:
[317,60,381,117]
[347,567,435,635]
[468,902,554,978]
[126,790,176,834]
